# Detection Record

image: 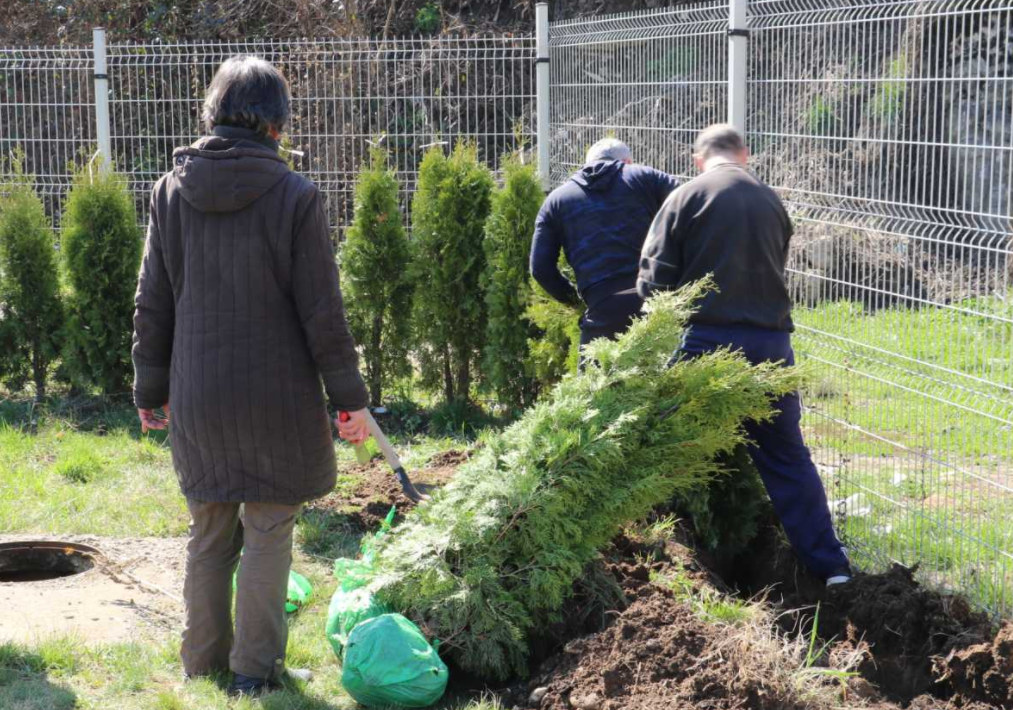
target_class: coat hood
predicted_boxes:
[571,159,625,192]
[171,128,290,214]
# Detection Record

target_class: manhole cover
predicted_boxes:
[0,541,100,583]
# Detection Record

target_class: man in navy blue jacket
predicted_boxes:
[529,138,678,361]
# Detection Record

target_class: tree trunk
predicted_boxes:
[454,350,471,404]
[369,314,383,407]
[32,343,45,403]
[442,344,455,403]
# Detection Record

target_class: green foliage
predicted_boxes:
[871,57,907,120]
[807,95,840,136]
[341,147,413,407]
[669,445,771,559]
[410,142,494,403]
[61,161,141,394]
[369,280,801,680]
[525,281,581,388]
[646,47,697,80]
[0,155,64,400]
[414,3,441,34]
[482,155,545,410]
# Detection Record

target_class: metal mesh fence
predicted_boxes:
[549,0,1012,617]
[2,36,535,234]
[107,37,535,234]
[750,0,1011,616]
[0,47,95,229]
[548,4,729,184]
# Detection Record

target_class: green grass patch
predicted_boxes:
[650,566,756,627]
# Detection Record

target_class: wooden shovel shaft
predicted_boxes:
[364,411,404,470]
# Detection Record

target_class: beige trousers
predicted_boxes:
[181,500,301,680]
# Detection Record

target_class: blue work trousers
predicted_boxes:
[678,323,849,580]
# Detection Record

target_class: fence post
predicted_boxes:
[728,0,747,133]
[535,2,551,191]
[92,27,112,173]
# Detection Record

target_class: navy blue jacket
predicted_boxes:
[530,161,678,308]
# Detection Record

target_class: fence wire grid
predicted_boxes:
[2,36,536,234]
[550,0,1012,617]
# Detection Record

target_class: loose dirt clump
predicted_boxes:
[932,620,1013,709]
[308,449,464,529]
[819,565,995,703]
[529,585,815,710]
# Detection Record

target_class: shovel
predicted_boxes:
[339,410,429,503]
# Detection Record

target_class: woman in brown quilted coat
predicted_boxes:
[131,55,369,696]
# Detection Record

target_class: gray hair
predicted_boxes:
[202,56,291,136]
[693,124,747,160]
[585,137,632,164]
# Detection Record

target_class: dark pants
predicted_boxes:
[578,288,644,369]
[678,323,849,580]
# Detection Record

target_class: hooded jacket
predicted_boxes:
[529,161,678,308]
[132,126,369,504]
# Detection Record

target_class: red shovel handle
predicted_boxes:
[338,411,350,423]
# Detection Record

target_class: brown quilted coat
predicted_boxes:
[131,126,368,504]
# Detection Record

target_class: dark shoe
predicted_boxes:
[229,673,270,697]
[826,564,853,587]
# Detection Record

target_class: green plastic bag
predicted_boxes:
[341,614,449,708]
[325,586,389,658]
[331,505,397,593]
[332,557,373,592]
[285,569,313,613]
[232,564,313,613]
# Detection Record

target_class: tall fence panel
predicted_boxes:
[549,0,1012,616]
[0,47,95,227]
[0,36,534,234]
[548,4,729,184]
[106,37,535,233]
[750,0,1011,616]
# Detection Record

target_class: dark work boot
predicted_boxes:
[228,673,270,697]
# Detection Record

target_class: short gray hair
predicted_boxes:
[585,137,632,164]
[693,124,746,160]
[202,56,291,136]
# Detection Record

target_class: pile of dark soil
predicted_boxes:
[316,457,1011,710]
[821,566,994,703]
[308,449,464,529]
[496,532,1013,710]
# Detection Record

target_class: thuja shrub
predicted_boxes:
[368,280,800,680]
[482,154,544,410]
[61,161,141,394]
[525,282,581,388]
[410,142,494,403]
[341,147,412,407]
[670,444,772,559]
[0,157,64,400]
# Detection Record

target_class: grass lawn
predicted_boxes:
[793,295,1013,616]
[0,397,497,710]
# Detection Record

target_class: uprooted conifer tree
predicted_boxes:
[410,141,494,403]
[340,146,413,407]
[0,155,64,400]
[481,153,544,409]
[368,280,801,680]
